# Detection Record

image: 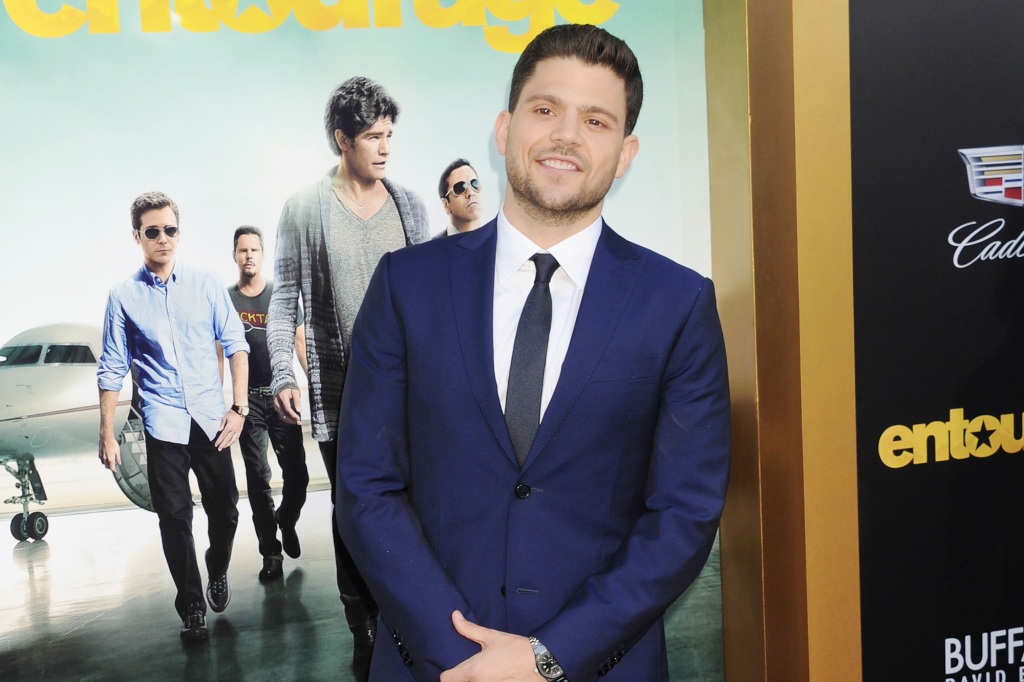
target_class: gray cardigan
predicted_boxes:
[267,168,430,441]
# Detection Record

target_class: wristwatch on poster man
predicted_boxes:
[231,403,250,417]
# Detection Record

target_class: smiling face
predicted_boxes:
[133,206,179,277]
[442,165,484,230]
[337,116,393,184]
[495,57,639,237]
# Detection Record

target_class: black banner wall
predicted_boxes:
[852,2,1024,680]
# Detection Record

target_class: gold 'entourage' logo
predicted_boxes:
[2,0,619,52]
[878,408,1024,468]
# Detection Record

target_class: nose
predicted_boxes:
[380,136,390,156]
[550,115,582,147]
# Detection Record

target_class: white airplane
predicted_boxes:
[1,323,325,544]
[0,324,150,542]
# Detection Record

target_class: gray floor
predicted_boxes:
[0,491,723,681]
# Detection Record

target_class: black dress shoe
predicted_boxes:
[276,510,301,559]
[258,555,283,582]
[180,603,208,642]
[207,573,231,613]
[350,619,376,682]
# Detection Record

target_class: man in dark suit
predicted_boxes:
[336,24,730,682]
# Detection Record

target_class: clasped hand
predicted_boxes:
[440,611,543,682]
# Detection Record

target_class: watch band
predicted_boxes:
[529,636,568,682]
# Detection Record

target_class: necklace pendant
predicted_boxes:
[333,183,366,215]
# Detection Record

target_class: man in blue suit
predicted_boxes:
[336,24,730,682]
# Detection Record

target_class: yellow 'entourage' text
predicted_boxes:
[878,408,1024,468]
[2,0,620,52]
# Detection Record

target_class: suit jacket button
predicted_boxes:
[500,584,506,596]
[515,484,530,499]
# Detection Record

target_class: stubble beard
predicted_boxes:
[505,154,613,228]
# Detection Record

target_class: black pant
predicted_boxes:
[145,420,239,619]
[318,439,378,629]
[238,390,308,556]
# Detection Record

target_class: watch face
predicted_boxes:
[235,405,249,417]
[538,654,563,677]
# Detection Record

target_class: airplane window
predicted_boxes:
[0,345,43,366]
[44,344,97,365]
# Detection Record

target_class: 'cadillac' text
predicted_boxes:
[949,219,1024,268]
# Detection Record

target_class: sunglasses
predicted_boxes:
[444,178,481,199]
[138,226,180,240]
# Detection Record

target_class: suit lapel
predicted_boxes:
[449,222,518,465]
[523,225,643,469]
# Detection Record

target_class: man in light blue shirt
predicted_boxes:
[97,191,250,643]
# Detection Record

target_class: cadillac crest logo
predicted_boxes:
[959,145,1024,206]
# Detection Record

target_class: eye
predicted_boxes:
[534,106,554,116]
[585,118,608,129]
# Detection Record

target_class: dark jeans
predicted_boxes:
[145,420,239,619]
[238,390,308,557]
[318,439,378,630]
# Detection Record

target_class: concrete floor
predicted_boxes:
[0,491,723,681]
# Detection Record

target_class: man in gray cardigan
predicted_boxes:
[267,76,429,682]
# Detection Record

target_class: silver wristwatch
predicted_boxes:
[529,636,568,682]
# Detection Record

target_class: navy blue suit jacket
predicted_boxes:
[336,220,730,682]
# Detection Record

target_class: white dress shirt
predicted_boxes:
[493,210,602,420]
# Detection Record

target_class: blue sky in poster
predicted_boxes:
[0,1,709,346]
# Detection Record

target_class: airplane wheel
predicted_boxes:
[10,515,28,542]
[27,512,48,540]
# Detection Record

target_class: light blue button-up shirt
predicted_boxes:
[97,261,249,444]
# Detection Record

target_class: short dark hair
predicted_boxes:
[324,76,401,155]
[233,225,264,251]
[508,24,643,135]
[438,158,475,199]
[130,191,179,231]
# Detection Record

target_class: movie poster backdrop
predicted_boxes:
[0,0,712,349]
[0,2,721,673]
[851,1,1024,679]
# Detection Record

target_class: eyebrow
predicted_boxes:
[522,93,622,126]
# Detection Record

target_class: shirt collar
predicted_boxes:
[140,260,180,286]
[496,210,602,290]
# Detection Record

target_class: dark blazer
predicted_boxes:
[336,219,730,682]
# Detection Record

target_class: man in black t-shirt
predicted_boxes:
[228,225,309,582]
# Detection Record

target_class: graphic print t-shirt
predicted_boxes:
[228,282,300,388]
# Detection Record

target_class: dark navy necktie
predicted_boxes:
[505,253,560,467]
